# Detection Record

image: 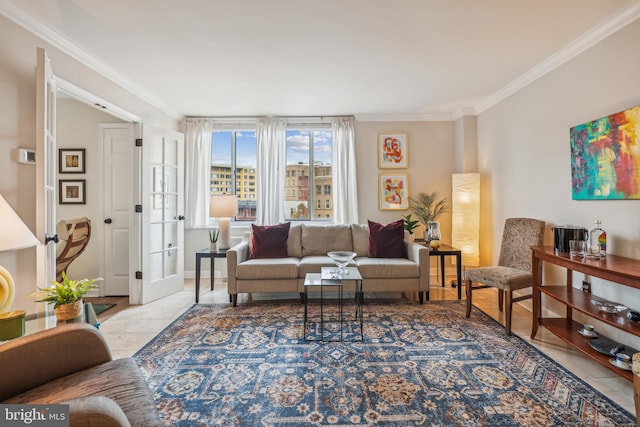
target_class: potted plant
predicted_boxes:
[402,214,420,240]
[30,272,102,321]
[209,228,219,252]
[410,192,449,241]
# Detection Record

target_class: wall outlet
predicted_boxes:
[582,280,591,293]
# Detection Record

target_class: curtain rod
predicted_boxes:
[185,115,354,120]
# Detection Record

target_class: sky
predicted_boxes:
[211,130,332,167]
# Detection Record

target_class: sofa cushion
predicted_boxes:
[250,222,291,259]
[351,224,369,257]
[3,358,161,427]
[236,258,299,280]
[368,220,407,258]
[356,257,419,278]
[287,223,303,258]
[301,224,353,256]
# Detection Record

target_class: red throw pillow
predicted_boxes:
[250,222,291,259]
[368,219,407,258]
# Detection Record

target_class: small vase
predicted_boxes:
[54,300,84,321]
[426,221,441,242]
[210,242,217,252]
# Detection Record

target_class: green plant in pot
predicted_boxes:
[402,214,420,239]
[410,192,449,241]
[209,228,219,252]
[30,272,102,321]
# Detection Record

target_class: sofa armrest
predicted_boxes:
[227,240,250,295]
[0,323,112,401]
[406,241,430,290]
[67,396,132,427]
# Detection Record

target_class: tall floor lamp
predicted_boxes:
[210,194,238,250]
[452,173,480,268]
[0,194,40,340]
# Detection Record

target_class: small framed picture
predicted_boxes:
[379,173,409,210]
[378,132,408,168]
[59,148,86,173]
[59,180,86,204]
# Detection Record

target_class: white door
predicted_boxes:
[102,124,135,295]
[35,48,57,293]
[139,125,185,304]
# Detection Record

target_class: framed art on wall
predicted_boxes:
[59,180,86,204]
[570,104,640,200]
[59,148,85,173]
[378,132,408,168]
[379,173,408,210]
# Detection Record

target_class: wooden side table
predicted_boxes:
[195,248,228,303]
[416,240,463,300]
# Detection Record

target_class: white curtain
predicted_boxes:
[256,118,287,225]
[332,116,359,224]
[184,119,213,228]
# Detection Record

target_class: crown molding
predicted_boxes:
[474,1,640,115]
[355,113,453,122]
[0,0,183,121]
[2,0,639,122]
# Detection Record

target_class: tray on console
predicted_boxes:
[589,337,638,358]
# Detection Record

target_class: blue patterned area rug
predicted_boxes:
[133,301,634,426]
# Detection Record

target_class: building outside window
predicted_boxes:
[211,130,257,221]
[210,126,333,223]
[285,129,333,221]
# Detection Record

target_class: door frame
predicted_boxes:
[55,78,144,304]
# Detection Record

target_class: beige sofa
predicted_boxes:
[0,323,161,427]
[227,223,430,306]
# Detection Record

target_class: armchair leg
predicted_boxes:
[299,292,305,304]
[465,279,472,318]
[498,290,504,311]
[231,294,237,307]
[505,291,513,335]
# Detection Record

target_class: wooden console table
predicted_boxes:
[530,245,640,381]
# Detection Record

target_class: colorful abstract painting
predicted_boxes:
[570,105,640,199]
[378,132,408,168]
[379,173,408,210]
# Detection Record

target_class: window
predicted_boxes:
[209,125,333,223]
[211,130,257,221]
[285,129,333,221]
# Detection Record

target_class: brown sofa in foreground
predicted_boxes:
[0,323,161,427]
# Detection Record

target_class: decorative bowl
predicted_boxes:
[327,251,356,275]
[590,299,627,314]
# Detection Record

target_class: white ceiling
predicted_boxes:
[3,0,640,120]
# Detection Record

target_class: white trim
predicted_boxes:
[3,0,639,122]
[0,0,182,120]
[475,1,640,115]
[58,78,141,123]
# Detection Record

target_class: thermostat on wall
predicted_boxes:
[13,148,36,164]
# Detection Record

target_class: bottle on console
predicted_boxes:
[589,220,606,258]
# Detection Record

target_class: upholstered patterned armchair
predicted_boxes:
[465,217,546,335]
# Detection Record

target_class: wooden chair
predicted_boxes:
[633,352,640,426]
[465,217,545,335]
[56,217,91,282]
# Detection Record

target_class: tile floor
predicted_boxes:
[97,278,635,415]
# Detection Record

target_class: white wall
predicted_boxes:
[477,19,640,346]
[0,15,179,314]
[56,98,125,283]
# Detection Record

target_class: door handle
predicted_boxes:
[178,215,185,221]
[104,218,112,224]
[44,234,59,245]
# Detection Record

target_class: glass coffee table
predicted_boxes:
[303,267,363,342]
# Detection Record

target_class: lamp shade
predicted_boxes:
[210,194,238,218]
[0,195,39,252]
[452,173,480,267]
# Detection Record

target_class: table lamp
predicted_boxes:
[210,194,238,250]
[0,194,40,340]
